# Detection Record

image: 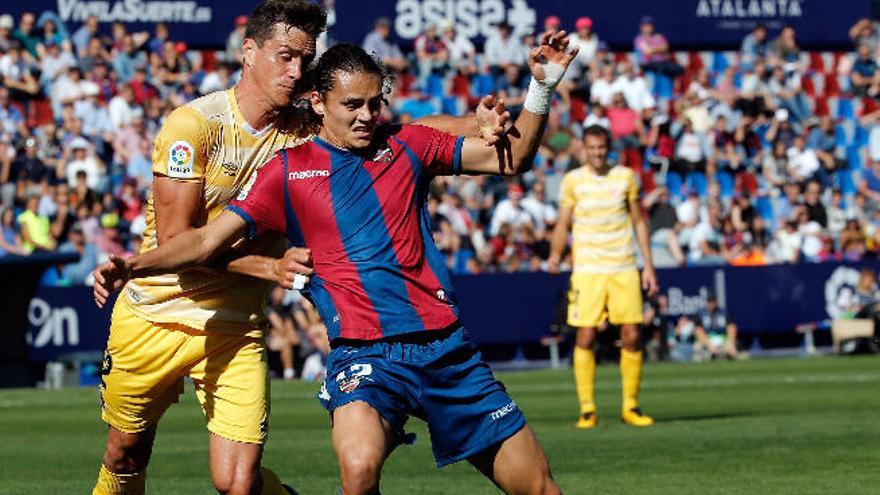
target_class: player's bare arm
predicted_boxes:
[628,193,659,296]
[548,204,573,274]
[459,31,579,175]
[94,210,260,307]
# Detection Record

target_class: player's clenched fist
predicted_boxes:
[273,247,314,290]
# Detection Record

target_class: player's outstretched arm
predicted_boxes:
[93,211,247,308]
[459,31,578,175]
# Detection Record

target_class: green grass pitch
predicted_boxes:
[0,356,878,494]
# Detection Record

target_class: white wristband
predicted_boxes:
[523,62,566,115]
[293,273,309,290]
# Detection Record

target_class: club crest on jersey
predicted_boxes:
[336,363,373,393]
[167,140,195,178]
[372,146,392,162]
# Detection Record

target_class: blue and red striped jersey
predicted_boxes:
[227,124,465,342]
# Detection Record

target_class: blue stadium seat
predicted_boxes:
[716,171,734,198]
[711,51,730,74]
[846,146,863,171]
[653,73,674,100]
[756,195,774,221]
[665,171,684,199]
[837,97,855,121]
[425,74,445,99]
[685,171,707,196]
[836,169,857,195]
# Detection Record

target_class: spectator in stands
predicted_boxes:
[800,220,824,262]
[694,294,738,359]
[688,205,725,265]
[225,15,248,64]
[851,43,879,97]
[859,158,880,207]
[633,16,682,81]
[362,17,407,73]
[786,133,820,183]
[71,15,99,58]
[484,21,525,76]
[768,66,809,124]
[58,221,97,285]
[79,36,111,74]
[17,192,55,254]
[570,17,599,70]
[441,20,476,76]
[740,23,769,71]
[803,180,827,227]
[589,63,616,107]
[36,13,70,55]
[39,40,76,92]
[520,180,556,235]
[770,25,801,67]
[643,186,685,267]
[414,23,448,85]
[0,42,39,101]
[614,59,655,113]
[0,15,15,53]
[606,92,645,151]
[668,315,697,362]
[0,205,25,256]
[13,12,40,59]
[113,33,147,84]
[489,183,534,236]
[63,137,104,192]
[582,103,610,131]
[11,136,50,187]
[672,117,710,174]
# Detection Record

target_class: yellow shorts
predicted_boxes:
[567,270,644,328]
[100,300,269,444]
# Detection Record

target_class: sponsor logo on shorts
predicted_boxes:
[489,401,518,421]
[288,169,330,181]
[167,140,195,178]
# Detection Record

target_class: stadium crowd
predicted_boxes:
[2,9,880,370]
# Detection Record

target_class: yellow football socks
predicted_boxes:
[92,464,145,495]
[620,348,643,412]
[573,346,596,415]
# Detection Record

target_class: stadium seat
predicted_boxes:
[711,52,731,74]
[836,169,857,195]
[425,74,445,99]
[801,75,816,97]
[808,52,825,73]
[450,74,470,99]
[837,98,855,120]
[652,73,674,100]
[570,96,586,123]
[716,170,735,198]
[685,171,707,196]
[824,73,841,97]
[756,195,774,221]
[687,51,705,72]
[665,171,684,199]
[846,146,864,170]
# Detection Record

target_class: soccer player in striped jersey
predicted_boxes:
[94,36,577,494]
[90,2,508,494]
[548,124,660,429]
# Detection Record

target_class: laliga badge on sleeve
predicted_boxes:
[167,140,195,179]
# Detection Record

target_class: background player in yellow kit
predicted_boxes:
[548,124,659,429]
[92,1,511,493]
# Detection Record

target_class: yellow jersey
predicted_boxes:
[559,164,638,274]
[123,88,310,335]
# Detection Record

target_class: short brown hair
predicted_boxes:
[583,124,611,146]
[245,0,327,46]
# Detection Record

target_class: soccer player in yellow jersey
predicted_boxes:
[549,124,659,429]
[92,1,510,493]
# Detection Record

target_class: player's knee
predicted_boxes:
[211,467,258,495]
[338,451,382,494]
[524,471,560,495]
[103,430,153,474]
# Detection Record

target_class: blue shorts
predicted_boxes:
[317,327,526,467]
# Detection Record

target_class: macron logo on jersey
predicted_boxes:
[288,169,330,181]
